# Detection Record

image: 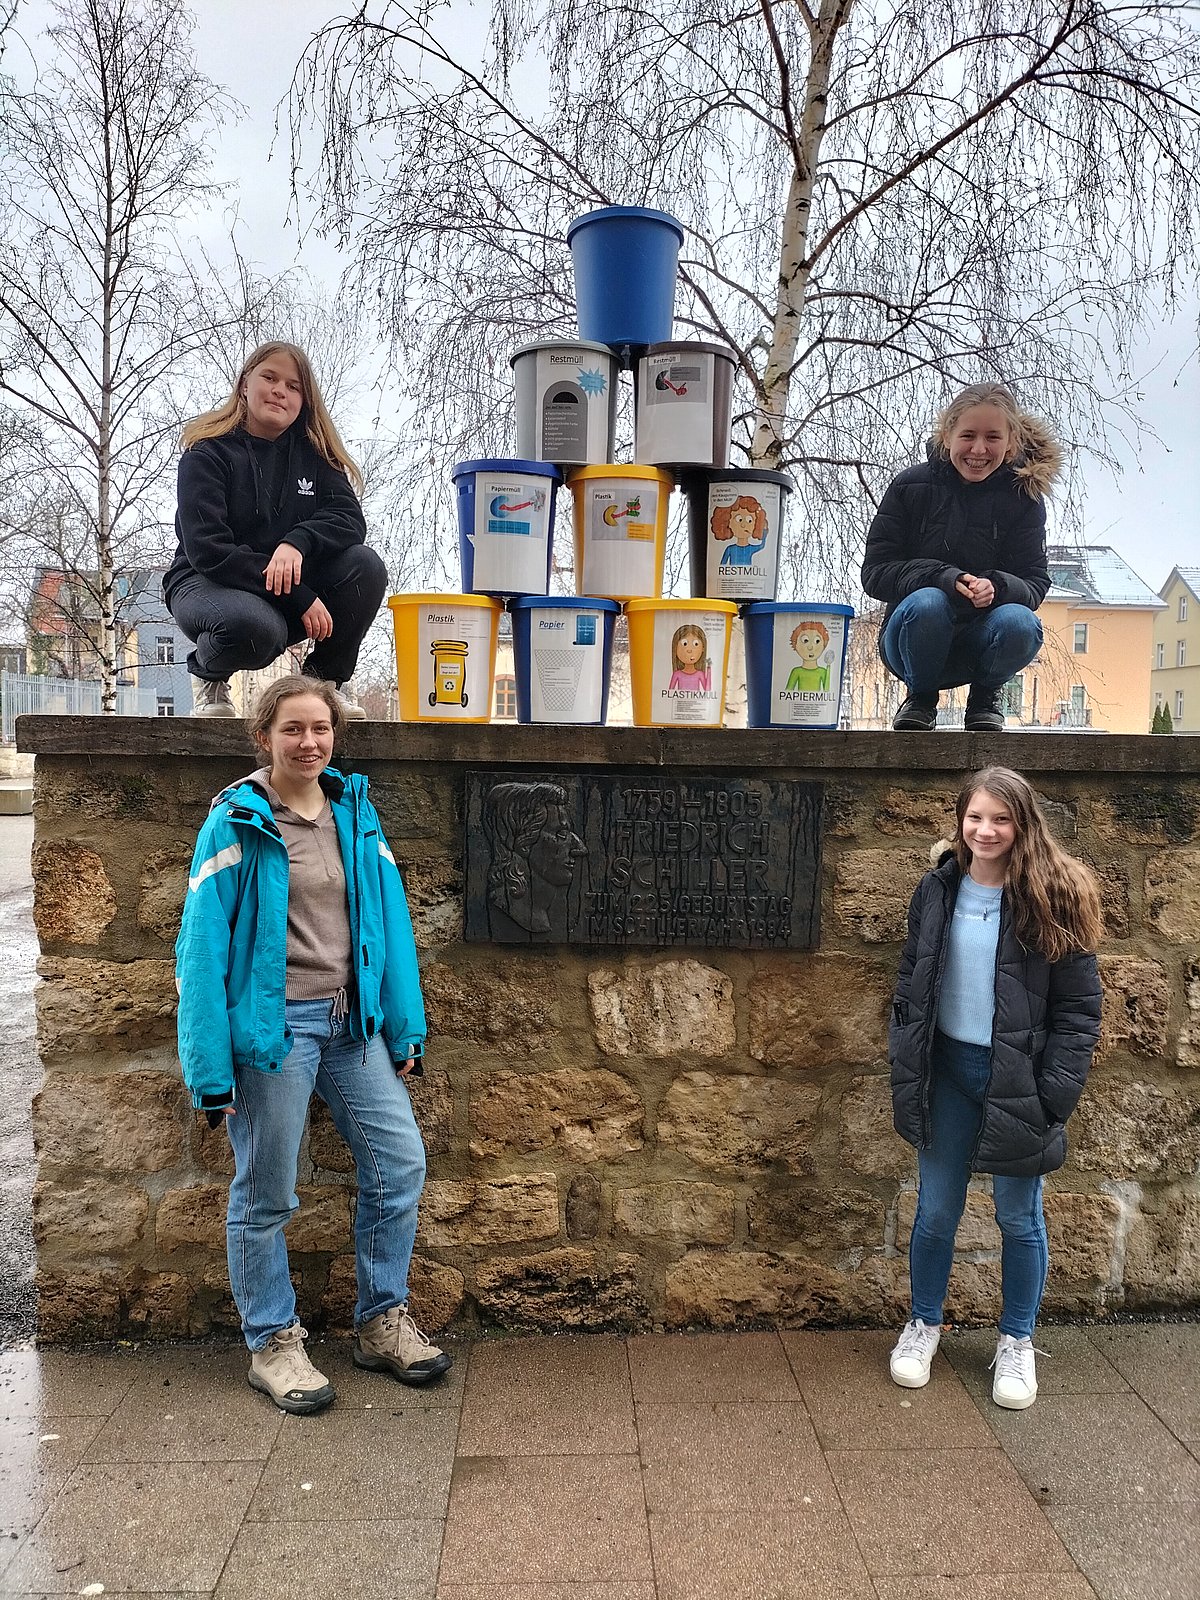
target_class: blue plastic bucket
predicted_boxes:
[566,206,684,350]
[453,458,562,597]
[743,602,855,729]
[509,596,621,724]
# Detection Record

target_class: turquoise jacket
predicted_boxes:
[175,766,426,1110]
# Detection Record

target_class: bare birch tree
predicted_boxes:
[0,0,231,708]
[291,0,1200,596]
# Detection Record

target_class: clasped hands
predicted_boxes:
[955,572,995,609]
[263,541,333,640]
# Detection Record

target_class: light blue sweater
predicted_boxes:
[936,875,1003,1046]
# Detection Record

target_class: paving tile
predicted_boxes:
[1086,1324,1200,1441]
[0,1417,105,1541]
[437,1589,657,1600]
[312,1334,470,1411]
[872,1580,1096,1599]
[82,1349,282,1464]
[438,1455,652,1586]
[458,1335,635,1456]
[636,1401,837,1514]
[984,1393,1200,1507]
[943,1327,1131,1400]
[245,1405,458,1522]
[0,1350,139,1421]
[627,1332,798,1405]
[215,1515,443,1599]
[781,1329,996,1449]
[827,1447,1075,1577]
[0,1460,261,1594]
[1044,1499,1200,1600]
[648,1507,874,1599]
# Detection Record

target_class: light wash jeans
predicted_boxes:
[909,1031,1049,1340]
[226,997,427,1350]
[881,586,1042,693]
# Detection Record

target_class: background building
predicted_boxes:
[1152,567,1200,732]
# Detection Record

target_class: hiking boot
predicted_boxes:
[354,1305,453,1386]
[991,1333,1039,1409]
[248,1323,336,1415]
[191,676,237,718]
[892,692,939,731]
[889,1318,942,1388]
[334,682,367,721]
[965,685,1006,731]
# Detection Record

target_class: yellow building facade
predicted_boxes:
[1151,567,1200,734]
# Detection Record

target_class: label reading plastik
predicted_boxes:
[582,480,660,597]
[417,605,496,720]
[770,611,846,727]
[653,608,727,727]
[471,474,552,594]
[707,482,782,601]
[528,607,606,723]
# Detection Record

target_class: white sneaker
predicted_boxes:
[991,1333,1040,1410]
[248,1322,336,1414]
[334,682,367,720]
[191,676,237,717]
[889,1318,942,1388]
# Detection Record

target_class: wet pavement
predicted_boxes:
[0,815,37,1349]
[0,1322,1197,1598]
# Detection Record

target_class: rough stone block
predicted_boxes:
[1091,786,1198,845]
[873,789,956,840]
[1088,857,1130,941]
[417,1175,559,1247]
[664,1249,908,1329]
[474,1248,647,1331]
[400,858,464,950]
[308,1071,452,1170]
[36,956,178,1056]
[323,1251,465,1332]
[1145,851,1200,942]
[942,1262,1003,1326]
[656,1072,820,1174]
[124,1272,195,1339]
[1179,960,1200,1068]
[895,1186,1000,1253]
[839,1075,915,1179]
[589,959,735,1058]
[194,1111,236,1176]
[364,774,457,842]
[565,1173,602,1239]
[746,1184,886,1253]
[32,840,117,945]
[1070,1078,1200,1179]
[613,1182,735,1245]
[137,846,192,943]
[1123,1188,1200,1308]
[1043,1189,1120,1290]
[286,1186,354,1252]
[33,765,166,822]
[422,959,563,1054]
[1097,956,1170,1059]
[469,1068,643,1161]
[33,1070,186,1173]
[748,954,890,1069]
[155,1185,228,1252]
[35,1268,122,1341]
[32,1176,149,1254]
[833,848,927,943]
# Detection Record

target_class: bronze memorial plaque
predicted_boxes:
[464,772,822,948]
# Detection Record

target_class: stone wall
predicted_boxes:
[18,717,1200,1341]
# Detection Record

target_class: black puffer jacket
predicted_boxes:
[861,453,1051,654]
[889,855,1102,1177]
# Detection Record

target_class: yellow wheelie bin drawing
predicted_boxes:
[429,639,470,708]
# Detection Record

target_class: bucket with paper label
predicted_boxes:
[634,341,736,467]
[742,601,854,730]
[511,340,619,467]
[388,592,503,723]
[509,596,621,724]
[453,458,561,598]
[567,463,673,601]
[624,597,738,728]
[682,467,794,601]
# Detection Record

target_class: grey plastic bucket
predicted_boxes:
[633,341,736,468]
[511,340,618,467]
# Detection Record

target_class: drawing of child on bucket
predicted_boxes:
[668,624,711,692]
[785,620,831,692]
[713,495,769,567]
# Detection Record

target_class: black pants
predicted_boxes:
[167,546,388,685]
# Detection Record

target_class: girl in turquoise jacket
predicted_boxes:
[175,677,451,1413]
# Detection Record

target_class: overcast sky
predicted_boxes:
[16,0,1200,595]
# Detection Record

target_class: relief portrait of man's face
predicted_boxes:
[485,782,585,935]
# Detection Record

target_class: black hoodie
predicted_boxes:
[164,421,367,619]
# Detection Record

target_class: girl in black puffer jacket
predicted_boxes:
[887,767,1103,1411]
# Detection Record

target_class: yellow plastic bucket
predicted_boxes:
[388,593,502,723]
[567,464,673,600]
[624,598,739,727]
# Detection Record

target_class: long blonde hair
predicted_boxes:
[180,342,363,494]
[952,766,1103,961]
[932,382,1062,501]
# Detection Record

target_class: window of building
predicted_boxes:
[1155,691,1164,707]
[156,696,175,717]
[156,635,175,665]
[1181,594,1189,622]
[1177,691,1185,721]
[1073,623,1088,654]
[1178,640,1187,668]
[1070,684,1087,714]
[1001,674,1024,718]
[1156,641,1165,669]
[494,674,517,720]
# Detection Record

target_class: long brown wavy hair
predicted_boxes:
[951,766,1103,961]
[180,342,363,494]
[932,382,1063,501]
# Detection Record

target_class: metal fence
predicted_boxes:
[1,671,158,743]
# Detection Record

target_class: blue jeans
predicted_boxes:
[909,1032,1048,1340]
[881,586,1042,693]
[226,998,427,1350]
